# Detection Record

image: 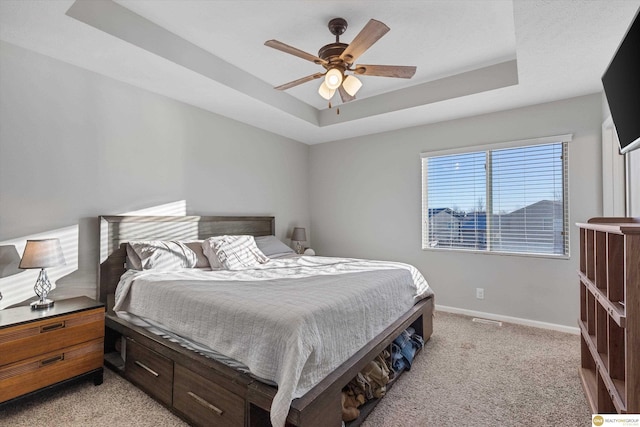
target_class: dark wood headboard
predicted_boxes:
[98,215,275,312]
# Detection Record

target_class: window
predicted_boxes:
[421,135,570,257]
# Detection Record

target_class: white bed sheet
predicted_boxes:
[114,256,432,427]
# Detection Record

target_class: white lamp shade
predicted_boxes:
[324,68,343,90]
[318,81,336,100]
[19,239,66,269]
[291,227,307,242]
[342,75,363,96]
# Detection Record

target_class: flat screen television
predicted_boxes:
[602,7,640,154]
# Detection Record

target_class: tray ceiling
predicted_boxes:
[1,0,638,144]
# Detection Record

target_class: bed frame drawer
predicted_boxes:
[173,363,245,427]
[125,338,173,406]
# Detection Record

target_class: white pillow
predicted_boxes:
[128,241,198,270]
[201,236,225,269]
[202,235,269,270]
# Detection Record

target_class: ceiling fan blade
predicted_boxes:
[274,72,325,91]
[339,19,390,65]
[354,64,417,78]
[265,40,327,65]
[338,85,356,103]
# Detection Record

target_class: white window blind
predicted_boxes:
[421,138,569,257]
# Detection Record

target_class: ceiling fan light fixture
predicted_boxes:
[324,68,343,90]
[318,81,336,100]
[342,75,362,96]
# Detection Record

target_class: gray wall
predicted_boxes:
[309,94,603,327]
[0,41,309,308]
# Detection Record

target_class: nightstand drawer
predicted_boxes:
[173,363,244,427]
[0,338,103,402]
[125,339,173,406]
[0,308,104,366]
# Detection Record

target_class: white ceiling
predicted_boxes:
[1,0,638,144]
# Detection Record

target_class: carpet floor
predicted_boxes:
[0,311,591,427]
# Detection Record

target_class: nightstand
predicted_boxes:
[0,296,105,404]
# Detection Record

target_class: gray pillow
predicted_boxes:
[184,241,211,268]
[255,235,295,258]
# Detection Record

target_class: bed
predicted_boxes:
[98,215,434,427]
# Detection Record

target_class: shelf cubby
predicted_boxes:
[580,284,587,323]
[596,303,608,355]
[586,291,596,336]
[597,369,617,413]
[585,229,595,282]
[595,231,607,291]
[607,233,624,305]
[608,319,625,382]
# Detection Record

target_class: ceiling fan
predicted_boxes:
[265,17,417,104]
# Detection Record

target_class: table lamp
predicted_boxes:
[291,227,307,254]
[19,239,65,309]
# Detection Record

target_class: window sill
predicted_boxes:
[421,246,570,260]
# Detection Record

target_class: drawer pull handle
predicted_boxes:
[40,354,64,366]
[187,391,224,416]
[40,322,65,333]
[134,361,159,377]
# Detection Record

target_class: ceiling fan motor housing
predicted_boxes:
[318,43,348,67]
[319,18,351,70]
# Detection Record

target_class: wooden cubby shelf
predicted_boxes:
[578,271,626,327]
[577,217,640,414]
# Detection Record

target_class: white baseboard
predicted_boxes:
[436,304,580,335]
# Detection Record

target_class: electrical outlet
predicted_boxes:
[476,288,484,299]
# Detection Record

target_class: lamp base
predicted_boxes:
[31,298,54,310]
